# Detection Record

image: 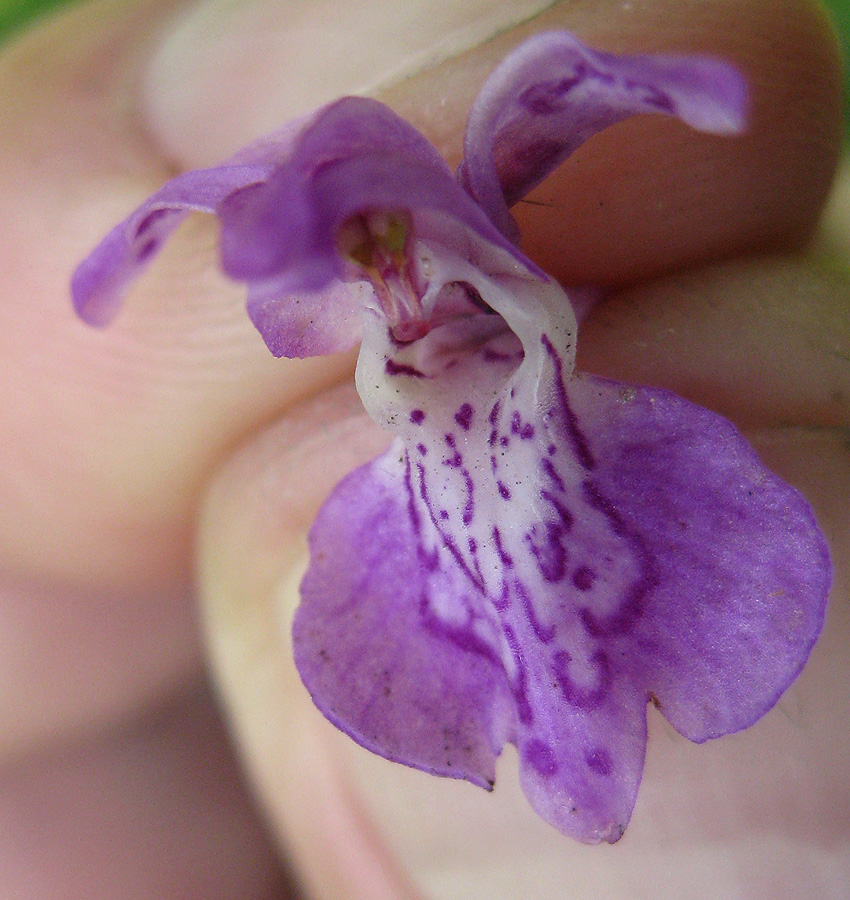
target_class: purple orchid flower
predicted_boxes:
[72,32,831,844]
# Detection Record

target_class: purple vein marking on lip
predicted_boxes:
[503,623,534,725]
[386,359,426,377]
[444,433,463,468]
[540,489,574,531]
[540,333,595,471]
[515,579,556,643]
[493,579,511,611]
[492,526,514,568]
[461,468,476,526]
[578,479,658,637]
[553,648,612,710]
[518,61,676,119]
[525,521,568,584]
[417,589,502,667]
[415,462,485,592]
[483,346,523,363]
[541,457,566,493]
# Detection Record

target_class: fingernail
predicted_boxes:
[140,0,553,168]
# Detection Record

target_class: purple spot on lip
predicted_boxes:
[510,412,536,440]
[498,481,512,500]
[573,566,596,591]
[410,409,425,425]
[455,403,474,431]
[585,747,613,776]
[416,443,428,456]
[525,739,559,777]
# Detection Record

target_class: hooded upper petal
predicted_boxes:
[215,97,539,291]
[458,30,748,239]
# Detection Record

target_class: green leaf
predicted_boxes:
[0,0,79,44]
[821,0,850,134]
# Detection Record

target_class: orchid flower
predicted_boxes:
[72,32,831,844]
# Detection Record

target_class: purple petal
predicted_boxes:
[217,97,540,291]
[71,166,269,326]
[565,374,832,742]
[458,31,748,238]
[294,448,511,788]
[244,277,364,358]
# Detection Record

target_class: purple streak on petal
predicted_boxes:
[385,359,427,378]
[458,30,748,238]
[515,580,556,643]
[541,333,595,469]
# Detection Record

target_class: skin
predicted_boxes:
[0,0,846,897]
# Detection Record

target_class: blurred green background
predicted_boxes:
[1,0,848,131]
